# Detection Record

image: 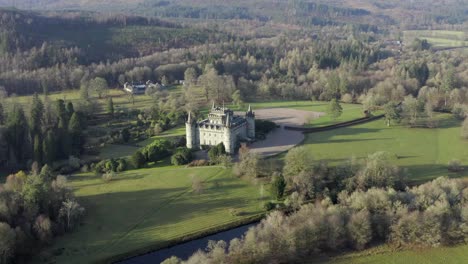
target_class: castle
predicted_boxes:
[186,104,255,154]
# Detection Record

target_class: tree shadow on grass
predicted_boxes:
[402,163,468,186]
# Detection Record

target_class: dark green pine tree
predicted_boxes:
[42,131,56,165]
[66,101,75,119]
[6,105,29,165]
[106,97,114,117]
[30,93,44,137]
[56,99,69,128]
[33,134,42,164]
[0,102,4,125]
[69,112,84,155]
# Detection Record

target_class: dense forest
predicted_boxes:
[0,0,467,263]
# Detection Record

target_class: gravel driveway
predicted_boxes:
[240,108,324,157]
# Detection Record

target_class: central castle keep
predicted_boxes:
[186,104,255,153]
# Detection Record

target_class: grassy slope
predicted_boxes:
[325,244,468,264]
[42,166,264,263]
[301,113,468,184]
[403,30,467,49]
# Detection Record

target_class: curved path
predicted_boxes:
[241,108,324,157]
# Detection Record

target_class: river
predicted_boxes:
[118,223,257,264]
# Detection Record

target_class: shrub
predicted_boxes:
[263,201,275,211]
[448,159,463,172]
[171,148,193,165]
[270,174,286,200]
[187,160,209,167]
[116,159,127,172]
[131,151,146,169]
[102,171,115,182]
[208,143,226,163]
[341,93,354,103]
[121,128,131,143]
[142,139,171,162]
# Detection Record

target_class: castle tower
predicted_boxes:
[223,112,232,153]
[186,112,196,149]
[246,105,255,138]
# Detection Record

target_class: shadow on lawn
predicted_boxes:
[59,180,261,262]
[402,163,468,185]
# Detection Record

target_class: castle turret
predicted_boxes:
[246,105,255,138]
[186,112,196,149]
[223,112,232,153]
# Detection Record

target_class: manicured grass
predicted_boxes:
[301,113,468,183]
[6,89,155,113]
[41,166,265,263]
[98,125,186,159]
[403,30,467,49]
[323,244,468,264]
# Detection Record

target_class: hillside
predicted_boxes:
[0,8,218,63]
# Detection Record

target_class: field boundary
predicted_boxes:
[284,114,385,133]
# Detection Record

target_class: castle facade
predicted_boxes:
[186,104,255,153]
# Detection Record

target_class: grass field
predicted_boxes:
[323,244,468,264]
[403,30,467,49]
[302,113,468,184]
[41,165,265,263]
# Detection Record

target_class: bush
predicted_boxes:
[102,171,115,182]
[187,160,209,167]
[208,143,226,163]
[263,201,275,211]
[142,139,172,162]
[448,159,463,172]
[341,93,354,103]
[131,151,146,169]
[270,174,286,200]
[171,148,193,165]
[116,159,127,172]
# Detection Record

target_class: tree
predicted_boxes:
[184,67,197,86]
[6,104,29,165]
[232,90,243,107]
[0,222,16,263]
[33,134,42,164]
[327,99,343,120]
[131,151,145,168]
[66,102,74,118]
[283,146,313,182]
[441,66,456,107]
[0,102,4,125]
[121,128,131,143]
[79,83,89,101]
[356,151,406,190]
[106,97,114,117]
[90,77,108,99]
[68,112,84,155]
[59,199,85,231]
[347,209,372,250]
[461,117,468,139]
[383,102,401,126]
[270,174,286,200]
[402,95,422,126]
[161,75,169,86]
[30,93,44,137]
[42,131,56,165]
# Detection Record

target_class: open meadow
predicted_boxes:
[323,243,468,264]
[40,165,265,263]
[302,113,468,184]
[403,30,467,49]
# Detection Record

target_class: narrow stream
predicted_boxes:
[118,223,257,264]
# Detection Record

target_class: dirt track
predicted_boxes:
[244,108,324,157]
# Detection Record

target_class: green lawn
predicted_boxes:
[302,114,468,183]
[403,30,467,49]
[41,166,265,263]
[323,244,468,264]
[98,125,186,159]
